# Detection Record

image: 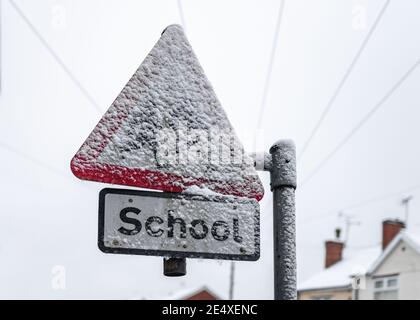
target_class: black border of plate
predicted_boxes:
[98,188,260,261]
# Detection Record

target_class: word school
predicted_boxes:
[118,207,244,242]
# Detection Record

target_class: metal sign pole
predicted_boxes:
[269,140,297,300]
[254,140,297,300]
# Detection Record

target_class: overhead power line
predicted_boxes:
[0,140,96,190]
[298,0,391,162]
[255,0,286,131]
[0,140,67,180]
[300,58,420,187]
[9,0,103,115]
[300,183,420,226]
[343,185,420,212]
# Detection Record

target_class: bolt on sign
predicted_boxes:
[71,25,264,261]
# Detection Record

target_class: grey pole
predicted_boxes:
[269,140,297,300]
[229,261,235,300]
[253,140,297,299]
[401,195,413,226]
[250,140,297,299]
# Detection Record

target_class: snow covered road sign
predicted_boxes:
[98,188,260,261]
[70,25,264,201]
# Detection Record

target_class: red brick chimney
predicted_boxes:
[382,219,405,250]
[325,240,344,268]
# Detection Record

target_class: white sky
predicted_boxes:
[1,0,420,299]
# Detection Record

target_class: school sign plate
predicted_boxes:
[98,188,260,261]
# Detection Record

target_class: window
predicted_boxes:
[374,280,383,289]
[373,276,399,300]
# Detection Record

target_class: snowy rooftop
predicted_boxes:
[404,227,420,252]
[298,245,382,292]
[298,227,420,292]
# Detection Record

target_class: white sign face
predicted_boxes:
[98,188,260,261]
[71,24,264,201]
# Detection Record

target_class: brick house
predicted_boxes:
[164,286,220,300]
[298,220,420,300]
[183,287,219,300]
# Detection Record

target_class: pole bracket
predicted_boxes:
[248,152,272,172]
[269,140,297,191]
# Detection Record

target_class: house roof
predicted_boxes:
[162,286,222,300]
[298,245,381,292]
[367,227,420,275]
[298,227,420,292]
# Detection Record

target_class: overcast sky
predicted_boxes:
[1,0,420,299]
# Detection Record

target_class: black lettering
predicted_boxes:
[145,216,164,237]
[233,218,243,243]
[167,210,186,238]
[211,221,230,241]
[189,220,208,239]
[118,207,142,235]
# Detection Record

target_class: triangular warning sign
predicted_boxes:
[71,25,264,201]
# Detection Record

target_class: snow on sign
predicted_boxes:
[70,24,264,201]
[98,188,260,261]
